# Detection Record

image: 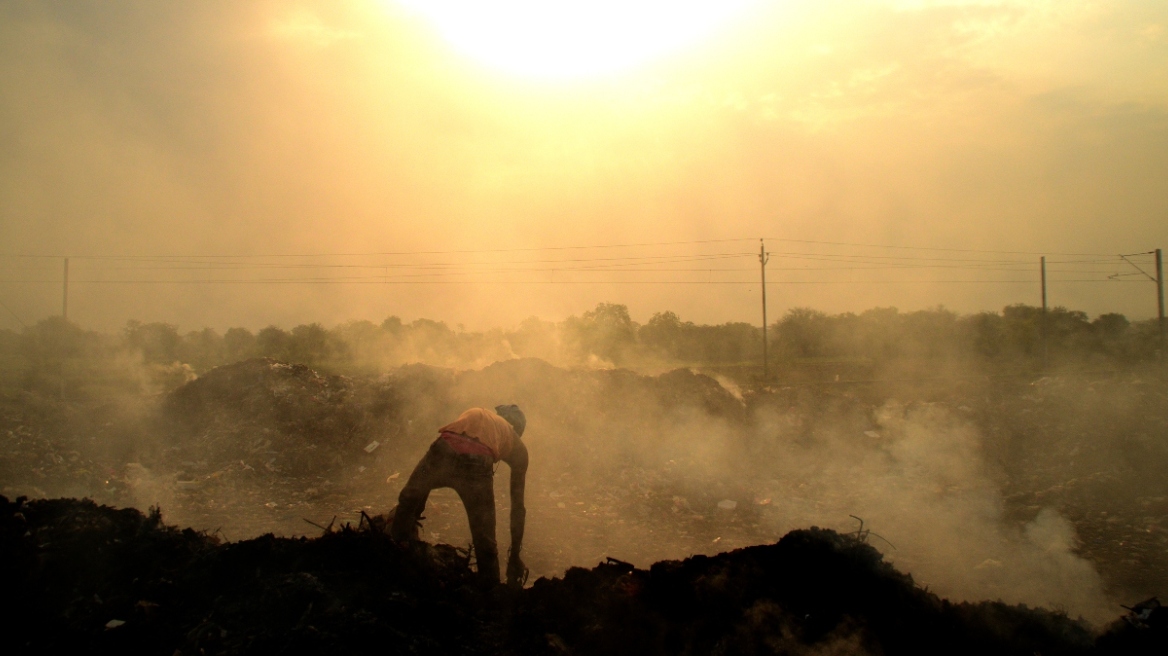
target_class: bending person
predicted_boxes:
[391,404,529,587]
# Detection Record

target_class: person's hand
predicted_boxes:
[506,553,528,589]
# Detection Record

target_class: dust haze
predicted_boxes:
[4,305,1167,627]
[1,1,1166,330]
[1,0,1167,634]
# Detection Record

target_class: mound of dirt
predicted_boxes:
[3,495,1163,655]
[1,495,495,655]
[515,528,1097,656]
[163,358,404,477]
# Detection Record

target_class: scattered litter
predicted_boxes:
[717,499,737,511]
[754,498,771,506]
[357,466,366,473]
[712,536,721,543]
[864,431,881,439]
[386,472,400,483]
[974,558,1002,570]
[1120,597,1162,628]
[104,619,125,629]
[364,440,381,453]
[264,502,277,508]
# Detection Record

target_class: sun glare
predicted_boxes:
[395,0,758,79]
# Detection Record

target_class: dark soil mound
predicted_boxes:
[1,495,494,655]
[514,527,1098,656]
[4,495,1164,655]
[163,359,404,477]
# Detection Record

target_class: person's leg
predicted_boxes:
[391,440,455,541]
[453,455,499,584]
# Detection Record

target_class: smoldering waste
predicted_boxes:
[4,495,1163,655]
[3,357,1168,653]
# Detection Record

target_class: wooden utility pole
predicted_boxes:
[62,257,69,321]
[1040,256,1048,369]
[759,239,770,381]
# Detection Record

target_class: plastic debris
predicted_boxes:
[105,619,125,629]
[717,499,737,511]
[364,440,381,453]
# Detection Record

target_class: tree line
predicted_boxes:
[1,302,1161,397]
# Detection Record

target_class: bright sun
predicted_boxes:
[395,0,759,79]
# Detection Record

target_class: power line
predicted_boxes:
[0,238,759,260]
[1,236,1155,261]
[0,278,1146,285]
[763,237,1123,258]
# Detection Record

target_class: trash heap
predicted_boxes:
[3,495,1164,655]
[163,358,404,478]
[2,495,496,655]
[515,529,1096,656]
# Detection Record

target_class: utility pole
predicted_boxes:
[1040,256,1048,369]
[61,256,69,402]
[760,239,770,381]
[62,257,69,321]
[1118,249,1165,357]
[1157,248,1164,349]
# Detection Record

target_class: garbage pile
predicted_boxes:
[515,526,1102,656]
[0,391,113,500]
[1,495,496,655]
[163,358,405,478]
[5,359,1168,628]
[3,495,1164,655]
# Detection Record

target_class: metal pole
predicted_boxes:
[62,257,69,321]
[1041,256,1047,368]
[1157,248,1164,348]
[760,239,770,381]
[61,257,69,401]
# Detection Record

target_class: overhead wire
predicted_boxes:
[0,239,1154,286]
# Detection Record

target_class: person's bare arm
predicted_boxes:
[504,439,528,586]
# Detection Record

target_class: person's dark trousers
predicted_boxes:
[391,438,500,584]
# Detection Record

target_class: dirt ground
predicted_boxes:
[5,495,1165,655]
[2,358,1166,631]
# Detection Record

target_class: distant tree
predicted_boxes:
[900,307,959,359]
[181,327,224,372]
[564,303,637,365]
[287,323,336,366]
[776,308,831,359]
[1092,313,1129,338]
[223,327,256,362]
[256,326,291,360]
[22,317,92,366]
[965,312,1006,358]
[639,311,685,358]
[123,320,181,364]
[1002,305,1043,356]
[19,317,125,396]
[506,316,559,360]
[381,316,404,335]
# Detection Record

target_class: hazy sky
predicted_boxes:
[1,0,1166,331]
